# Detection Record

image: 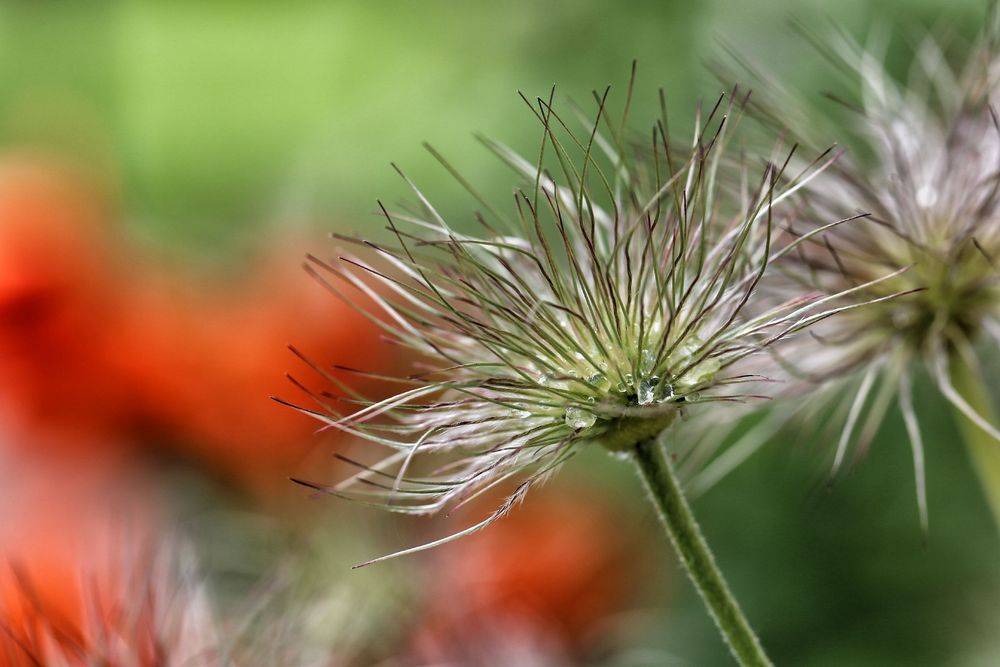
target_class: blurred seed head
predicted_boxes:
[0,528,390,667]
[726,8,1000,530]
[0,533,222,666]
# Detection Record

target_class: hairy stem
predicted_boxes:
[949,352,1000,531]
[632,437,772,667]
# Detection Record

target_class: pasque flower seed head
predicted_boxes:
[282,80,901,565]
[728,10,1000,531]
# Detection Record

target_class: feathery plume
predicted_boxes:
[282,67,911,666]
[726,9,1000,532]
[283,79,896,564]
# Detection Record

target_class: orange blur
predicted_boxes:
[0,154,384,492]
[411,488,649,663]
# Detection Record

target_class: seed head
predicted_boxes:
[284,79,889,564]
[729,11,1000,530]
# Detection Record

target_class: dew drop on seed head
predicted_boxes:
[638,378,655,405]
[587,372,610,391]
[682,358,721,388]
[564,406,597,429]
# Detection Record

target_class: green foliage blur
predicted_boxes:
[2,0,997,664]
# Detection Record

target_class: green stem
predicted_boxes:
[632,437,773,667]
[948,352,1000,531]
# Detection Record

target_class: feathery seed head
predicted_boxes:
[740,12,1000,364]
[728,11,1000,530]
[806,28,999,351]
[286,78,879,563]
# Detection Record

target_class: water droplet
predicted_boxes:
[679,358,721,388]
[638,379,655,405]
[587,372,611,391]
[564,406,597,429]
[667,338,703,369]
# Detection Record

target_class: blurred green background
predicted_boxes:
[0,0,982,255]
[1,0,998,665]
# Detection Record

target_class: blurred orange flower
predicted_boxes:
[0,157,137,456]
[410,487,650,664]
[0,153,385,493]
[133,244,386,494]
